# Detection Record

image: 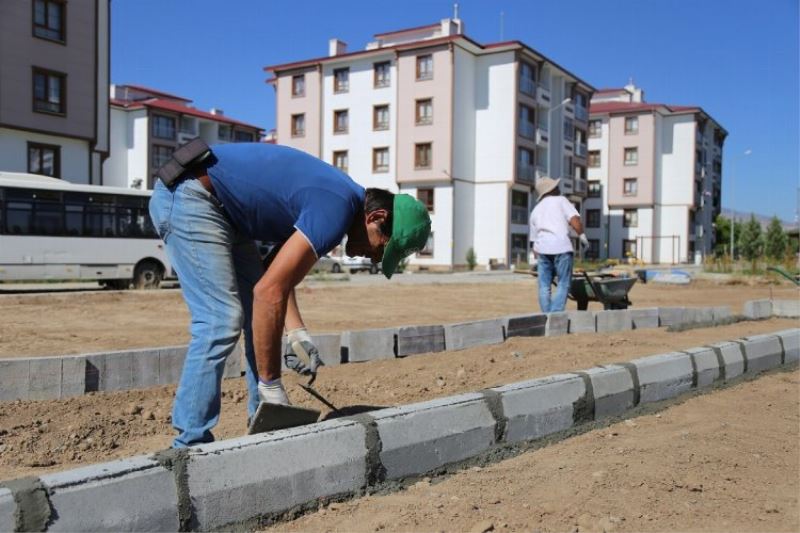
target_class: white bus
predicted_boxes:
[0,171,172,289]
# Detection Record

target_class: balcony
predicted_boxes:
[561,178,574,193]
[518,122,535,139]
[574,178,588,195]
[536,127,549,147]
[563,103,575,119]
[519,77,536,98]
[511,206,529,225]
[517,163,536,184]
[535,165,547,180]
[536,85,551,106]
[575,142,587,158]
[574,105,588,123]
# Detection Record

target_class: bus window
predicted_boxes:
[31,190,63,235]
[84,194,116,237]
[5,189,35,235]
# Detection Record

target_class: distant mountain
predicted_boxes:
[720,208,796,230]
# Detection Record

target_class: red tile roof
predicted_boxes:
[120,84,192,102]
[111,97,263,131]
[589,101,701,115]
[594,87,626,94]
[373,22,441,38]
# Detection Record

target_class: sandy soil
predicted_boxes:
[0,278,796,358]
[265,369,799,533]
[0,318,795,482]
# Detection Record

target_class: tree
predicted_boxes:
[465,247,477,271]
[713,215,743,257]
[738,215,764,266]
[764,217,788,260]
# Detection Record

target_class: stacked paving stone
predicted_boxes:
[3,300,798,402]
[1,324,797,531]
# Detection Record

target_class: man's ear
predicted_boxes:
[365,208,389,225]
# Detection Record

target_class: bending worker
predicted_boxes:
[149,142,431,448]
[529,177,588,313]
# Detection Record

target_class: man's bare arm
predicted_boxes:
[252,231,317,381]
[285,289,305,332]
[569,215,584,235]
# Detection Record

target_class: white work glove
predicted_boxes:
[286,327,324,379]
[257,378,290,405]
[578,233,590,249]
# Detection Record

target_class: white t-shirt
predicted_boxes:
[529,196,580,255]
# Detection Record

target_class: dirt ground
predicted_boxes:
[0,318,796,483]
[265,369,800,533]
[0,278,796,358]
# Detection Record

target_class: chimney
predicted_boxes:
[329,38,347,57]
[210,108,224,116]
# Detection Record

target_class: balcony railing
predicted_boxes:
[575,143,587,158]
[511,206,529,225]
[519,77,536,97]
[536,85,551,106]
[574,178,588,194]
[517,163,535,184]
[536,127,549,147]
[536,165,547,180]
[575,106,588,122]
[563,103,575,119]
[519,122,535,139]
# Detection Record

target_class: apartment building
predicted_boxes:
[265,19,594,269]
[0,0,110,184]
[585,83,726,263]
[103,85,264,189]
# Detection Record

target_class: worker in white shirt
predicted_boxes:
[529,177,589,312]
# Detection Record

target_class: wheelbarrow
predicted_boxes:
[570,271,637,310]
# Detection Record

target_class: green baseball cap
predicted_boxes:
[381,194,432,279]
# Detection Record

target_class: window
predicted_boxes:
[623,178,638,196]
[518,147,534,170]
[416,54,433,80]
[291,114,305,137]
[152,114,176,140]
[511,233,528,264]
[373,104,389,130]
[518,105,535,138]
[511,190,528,224]
[416,99,433,125]
[179,116,197,134]
[519,62,536,95]
[624,116,639,134]
[27,142,60,178]
[623,209,638,227]
[589,120,601,138]
[292,75,305,97]
[623,239,637,258]
[235,130,255,142]
[218,125,232,141]
[334,109,348,134]
[563,120,575,142]
[333,150,348,173]
[586,209,601,228]
[417,188,434,212]
[33,0,65,42]
[33,68,65,115]
[587,181,601,198]
[151,145,173,170]
[373,147,389,173]
[563,155,574,178]
[588,150,601,168]
[418,231,434,257]
[587,239,600,259]
[374,61,390,88]
[414,143,432,169]
[624,147,638,166]
[334,68,349,93]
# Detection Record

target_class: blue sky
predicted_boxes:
[112,0,799,221]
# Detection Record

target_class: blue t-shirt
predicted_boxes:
[206,143,365,257]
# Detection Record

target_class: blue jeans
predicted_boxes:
[537,252,573,313]
[149,178,263,448]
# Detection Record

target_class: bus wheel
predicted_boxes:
[134,261,162,290]
[103,279,130,290]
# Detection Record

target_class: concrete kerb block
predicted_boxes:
[682,347,721,388]
[629,308,659,330]
[28,356,63,400]
[397,325,446,356]
[131,349,161,389]
[712,306,733,323]
[158,345,187,385]
[693,307,714,325]
[61,355,86,398]
[772,299,800,318]
[490,373,587,444]
[310,333,343,366]
[567,311,596,334]
[443,319,505,351]
[630,352,694,403]
[582,365,635,419]
[545,312,569,337]
[372,393,497,480]
[41,456,179,532]
[342,328,397,362]
[0,487,15,533]
[504,313,547,337]
[744,299,772,320]
[596,310,632,332]
[740,334,783,374]
[707,341,746,381]
[774,329,800,364]
[0,358,30,401]
[187,420,366,531]
[658,307,685,327]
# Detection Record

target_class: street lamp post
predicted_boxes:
[546,97,572,178]
[730,148,752,259]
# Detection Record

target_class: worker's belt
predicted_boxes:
[156,138,214,187]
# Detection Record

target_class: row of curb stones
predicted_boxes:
[6,298,794,402]
[2,327,797,532]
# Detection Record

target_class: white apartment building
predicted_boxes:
[265,19,594,269]
[103,85,264,190]
[585,83,726,263]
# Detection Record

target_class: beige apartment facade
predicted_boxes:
[266,19,593,269]
[0,0,110,184]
